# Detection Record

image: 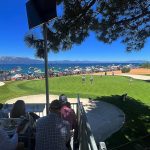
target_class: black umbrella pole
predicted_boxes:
[43,23,50,115]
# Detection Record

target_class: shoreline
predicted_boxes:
[92,68,150,75]
[0,68,150,87]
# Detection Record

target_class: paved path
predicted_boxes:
[86,101,125,143]
[6,94,89,115]
[116,74,150,81]
[6,94,125,143]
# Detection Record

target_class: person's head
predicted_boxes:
[49,100,62,114]
[62,101,71,108]
[59,94,68,103]
[0,103,3,110]
[10,100,26,118]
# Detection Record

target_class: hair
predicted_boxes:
[0,103,3,110]
[62,102,71,108]
[10,100,26,118]
[49,100,62,113]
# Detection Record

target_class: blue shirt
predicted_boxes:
[0,129,18,150]
[0,110,8,118]
[35,112,70,150]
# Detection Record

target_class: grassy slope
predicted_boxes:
[0,75,150,105]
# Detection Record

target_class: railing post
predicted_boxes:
[99,142,107,150]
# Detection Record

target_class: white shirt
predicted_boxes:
[0,129,18,150]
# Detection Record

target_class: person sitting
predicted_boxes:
[10,100,39,149]
[60,102,77,130]
[0,103,8,118]
[0,123,24,150]
[10,100,26,118]
[35,100,70,150]
[61,102,78,149]
[10,100,39,121]
[59,94,68,103]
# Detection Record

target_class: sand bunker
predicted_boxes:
[0,82,5,86]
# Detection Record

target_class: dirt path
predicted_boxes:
[116,74,150,80]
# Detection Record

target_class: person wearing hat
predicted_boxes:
[59,94,68,103]
[35,100,70,150]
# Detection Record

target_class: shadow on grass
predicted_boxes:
[144,80,150,83]
[94,95,150,150]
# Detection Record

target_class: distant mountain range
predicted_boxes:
[0,56,148,64]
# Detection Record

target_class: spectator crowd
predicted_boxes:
[0,94,78,150]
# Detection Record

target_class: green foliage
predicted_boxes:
[95,95,150,150]
[121,67,131,73]
[24,0,150,57]
[140,62,150,69]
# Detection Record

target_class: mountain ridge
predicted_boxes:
[0,56,148,64]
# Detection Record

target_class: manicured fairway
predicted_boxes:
[0,75,150,105]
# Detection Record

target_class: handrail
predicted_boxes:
[77,95,99,150]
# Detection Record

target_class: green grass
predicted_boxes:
[0,75,150,149]
[0,75,150,105]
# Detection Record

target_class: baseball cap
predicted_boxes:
[59,94,68,103]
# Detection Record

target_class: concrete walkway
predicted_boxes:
[6,94,89,115]
[116,74,150,81]
[86,101,125,143]
[6,94,125,143]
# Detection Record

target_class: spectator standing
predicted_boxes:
[90,75,94,84]
[35,100,70,150]
[82,75,86,84]
[112,71,114,76]
[59,94,68,104]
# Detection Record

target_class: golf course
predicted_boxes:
[0,75,150,149]
[0,75,150,105]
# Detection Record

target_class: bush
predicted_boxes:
[121,67,130,73]
[140,62,150,68]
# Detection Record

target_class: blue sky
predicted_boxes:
[0,0,150,61]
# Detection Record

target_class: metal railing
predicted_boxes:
[4,99,105,150]
[75,96,99,150]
